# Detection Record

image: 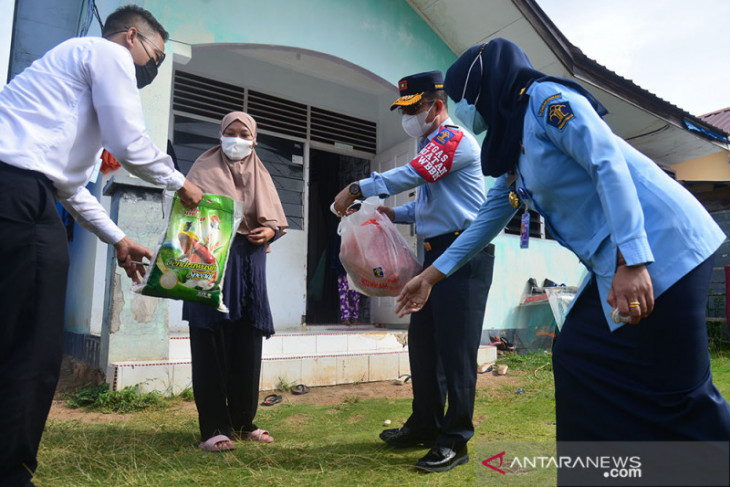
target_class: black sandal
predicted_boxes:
[261,394,283,406]
[291,384,310,395]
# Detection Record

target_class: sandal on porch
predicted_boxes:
[199,434,234,452]
[246,428,274,443]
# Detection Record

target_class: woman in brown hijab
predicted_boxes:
[183,111,287,452]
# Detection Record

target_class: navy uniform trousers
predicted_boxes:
[404,232,494,449]
[553,256,730,442]
[0,162,69,486]
[553,256,730,485]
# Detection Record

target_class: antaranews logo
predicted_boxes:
[481,451,506,475]
[481,451,642,479]
[479,441,728,487]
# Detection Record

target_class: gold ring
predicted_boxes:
[412,302,418,307]
[629,302,640,308]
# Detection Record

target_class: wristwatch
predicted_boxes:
[348,182,362,197]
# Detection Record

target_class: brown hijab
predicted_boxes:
[186,112,288,236]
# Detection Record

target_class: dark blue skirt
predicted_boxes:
[183,234,274,337]
[553,255,730,441]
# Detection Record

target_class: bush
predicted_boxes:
[178,387,195,402]
[64,383,167,413]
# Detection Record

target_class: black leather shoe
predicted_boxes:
[415,445,469,473]
[379,426,436,448]
[379,428,400,440]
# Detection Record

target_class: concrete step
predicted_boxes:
[107,326,497,393]
[169,325,408,361]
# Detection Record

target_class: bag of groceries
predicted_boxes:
[134,193,243,311]
[337,197,422,297]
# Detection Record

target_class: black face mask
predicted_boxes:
[134,57,158,89]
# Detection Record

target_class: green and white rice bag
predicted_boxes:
[135,193,243,311]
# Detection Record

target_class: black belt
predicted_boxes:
[0,160,54,187]
[424,230,495,255]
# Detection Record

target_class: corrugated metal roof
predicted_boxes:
[701,107,730,134]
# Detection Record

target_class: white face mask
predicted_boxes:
[401,102,435,138]
[220,136,253,161]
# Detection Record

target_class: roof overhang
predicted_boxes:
[406,0,730,168]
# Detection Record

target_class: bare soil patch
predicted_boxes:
[49,362,522,423]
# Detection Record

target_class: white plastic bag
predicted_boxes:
[337,197,422,297]
[545,286,579,331]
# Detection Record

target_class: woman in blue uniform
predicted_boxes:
[396,39,730,449]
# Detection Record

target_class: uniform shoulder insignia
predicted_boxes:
[538,93,561,116]
[434,127,458,145]
[409,127,463,183]
[546,101,574,130]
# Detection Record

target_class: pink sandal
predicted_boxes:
[199,434,234,452]
[247,428,274,443]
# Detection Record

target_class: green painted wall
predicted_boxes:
[482,177,587,331]
[152,0,456,84]
[88,0,588,337]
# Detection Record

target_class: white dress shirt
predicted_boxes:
[0,37,185,244]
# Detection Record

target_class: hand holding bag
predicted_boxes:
[337,197,421,297]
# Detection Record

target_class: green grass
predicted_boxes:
[710,341,730,391]
[34,348,730,487]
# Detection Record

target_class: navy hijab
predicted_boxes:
[445,38,607,177]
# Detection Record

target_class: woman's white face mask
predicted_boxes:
[401,102,435,138]
[220,136,253,161]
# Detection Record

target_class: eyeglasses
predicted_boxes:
[105,26,166,67]
[137,32,166,67]
[397,100,434,116]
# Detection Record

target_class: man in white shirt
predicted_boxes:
[0,5,202,485]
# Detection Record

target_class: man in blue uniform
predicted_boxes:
[333,71,493,473]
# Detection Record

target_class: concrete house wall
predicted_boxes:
[7,0,623,365]
[87,0,582,338]
[0,0,15,85]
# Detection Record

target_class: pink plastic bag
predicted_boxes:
[338,198,422,297]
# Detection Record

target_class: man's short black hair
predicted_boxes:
[103,4,169,42]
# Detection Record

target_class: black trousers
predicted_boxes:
[404,234,494,449]
[553,258,730,441]
[554,257,730,486]
[189,321,264,441]
[0,162,69,486]
[554,256,730,441]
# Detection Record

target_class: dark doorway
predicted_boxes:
[306,149,370,324]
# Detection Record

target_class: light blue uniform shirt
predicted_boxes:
[434,81,726,330]
[358,118,486,238]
